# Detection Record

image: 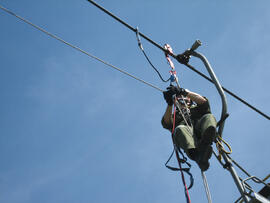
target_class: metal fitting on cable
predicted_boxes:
[176,40,202,64]
[135,27,143,50]
[223,162,232,169]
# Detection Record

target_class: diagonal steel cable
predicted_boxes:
[0,4,163,93]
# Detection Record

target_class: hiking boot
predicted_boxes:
[196,145,213,171]
[187,148,199,161]
[198,160,210,172]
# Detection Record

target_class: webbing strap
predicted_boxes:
[165,148,194,190]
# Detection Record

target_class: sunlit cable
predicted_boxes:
[0,5,163,93]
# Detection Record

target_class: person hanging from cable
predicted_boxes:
[161,85,217,171]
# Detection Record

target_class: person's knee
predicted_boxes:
[174,125,195,150]
[175,125,187,134]
[200,114,217,128]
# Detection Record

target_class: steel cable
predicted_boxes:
[0,5,163,93]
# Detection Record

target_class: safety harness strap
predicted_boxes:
[165,148,194,190]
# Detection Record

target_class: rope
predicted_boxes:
[171,99,192,203]
[201,171,213,203]
[215,135,232,161]
[162,47,195,202]
[0,4,163,93]
[164,44,193,133]
[135,27,170,83]
[263,174,270,182]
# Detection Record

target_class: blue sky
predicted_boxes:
[0,1,269,203]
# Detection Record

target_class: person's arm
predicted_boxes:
[162,105,173,126]
[168,86,207,105]
[185,89,207,105]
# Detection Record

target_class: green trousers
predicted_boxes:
[173,113,217,152]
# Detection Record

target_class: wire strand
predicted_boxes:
[135,27,170,83]
[0,4,163,93]
[141,49,170,82]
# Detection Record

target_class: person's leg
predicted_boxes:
[173,125,198,160]
[196,113,217,145]
[195,113,217,171]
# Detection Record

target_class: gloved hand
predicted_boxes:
[163,90,174,105]
[177,87,188,97]
[163,85,188,105]
[167,85,188,97]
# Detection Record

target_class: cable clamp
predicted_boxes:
[176,50,191,64]
[135,27,143,50]
[223,162,232,169]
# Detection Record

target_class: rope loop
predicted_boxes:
[215,135,232,161]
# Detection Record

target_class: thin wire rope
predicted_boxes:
[226,154,253,178]
[135,28,170,82]
[0,5,163,93]
[86,0,270,121]
[141,49,170,82]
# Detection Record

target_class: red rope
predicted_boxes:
[172,100,192,203]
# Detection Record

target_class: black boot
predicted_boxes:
[201,126,216,145]
[187,148,199,161]
[196,126,216,171]
[197,145,212,171]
